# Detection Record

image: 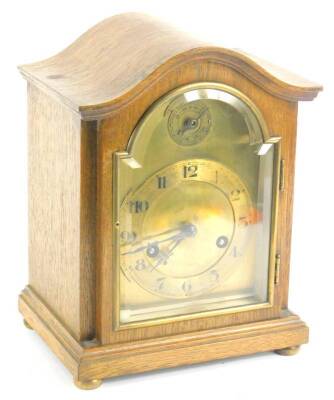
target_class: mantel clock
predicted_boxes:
[18,13,322,389]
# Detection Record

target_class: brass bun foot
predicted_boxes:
[23,319,33,330]
[74,378,102,390]
[275,345,300,356]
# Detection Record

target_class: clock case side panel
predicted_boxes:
[96,59,298,345]
[276,104,298,309]
[22,83,97,341]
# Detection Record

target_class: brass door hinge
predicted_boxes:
[274,254,281,285]
[279,159,285,191]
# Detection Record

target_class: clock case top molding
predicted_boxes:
[18,13,321,120]
[18,13,322,386]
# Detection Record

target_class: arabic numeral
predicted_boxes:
[120,231,137,243]
[157,176,167,189]
[156,277,166,290]
[230,189,245,201]
[182,280,192,295]
[239,216,250,226]
[231,246,242,258]
[210,270,220,281]
[129,200,149,213]
[134,259,146,271]
[183,165,198,178]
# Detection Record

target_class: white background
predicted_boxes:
[1,0,333,398]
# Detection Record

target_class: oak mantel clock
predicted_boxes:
[18,13,322,389]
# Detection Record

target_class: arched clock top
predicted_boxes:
[127,82,271,160]
[18,13,322,120]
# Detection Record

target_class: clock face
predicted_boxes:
[115,83,278,326]
[120,159,251,299]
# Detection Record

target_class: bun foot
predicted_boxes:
[74,378,102,390]
[23,319,33,330]
[275,345,300,356]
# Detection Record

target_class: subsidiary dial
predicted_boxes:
[167,103,211,146]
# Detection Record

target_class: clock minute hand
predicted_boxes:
[121,230,183,256]
[142,226,182,240]
[121,223,197,257]
[121,243,148,256]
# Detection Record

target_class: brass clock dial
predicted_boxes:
[116,82,278,326]
[120,159,252,299]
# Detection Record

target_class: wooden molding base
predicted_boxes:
[19,286,309,388]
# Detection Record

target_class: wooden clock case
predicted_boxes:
[18,13,322,389]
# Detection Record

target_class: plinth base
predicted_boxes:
[19,286,308,389]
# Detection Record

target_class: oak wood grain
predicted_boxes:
[18,13,322,121]
[27,84,96,340]
[19,286,82,376]
[79,120,97,339]
[27,84,82,339]
[19,285,308,384]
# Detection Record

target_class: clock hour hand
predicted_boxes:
[121,230,183,256]
[140,226,184,241]
[121,232,184,256]
[121,223,197,257]
[121,243,150,256]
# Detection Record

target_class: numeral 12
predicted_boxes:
[183,165,198,178]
